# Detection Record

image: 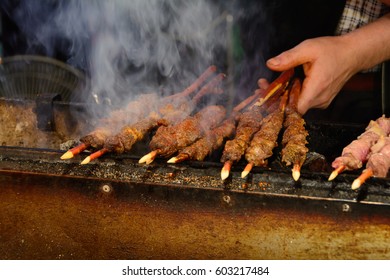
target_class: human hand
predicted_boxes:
[266,36,358,115]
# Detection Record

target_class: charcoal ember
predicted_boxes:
[303,152,329,173]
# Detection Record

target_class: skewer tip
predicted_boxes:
[221,161,232,180]
[328,165,345,181]
[139,150,158,165]
[60,151,74,160]
[351,179,362,190]
[351,168,373,190]
[328,170,338,181]
[292,165,301,181]
[80,156,91,165]
[241,163,253,178]
[167,157,177,164]
[168,154,189,164]
[292,170,301,181]
[241,170,249,179]
[138,154,149,164]
[221,169,230,181]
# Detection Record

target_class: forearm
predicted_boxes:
[342,12,390,72]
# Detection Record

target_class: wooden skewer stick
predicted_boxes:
[328,165,346,181]
[60,143,89,160]
[233,90,262,113]
[351,168,374,190]
[192,73,226,103]
[80,148,109,165]
[254,69,294,107]
[164,65,217,100]
[221,160,232,180]
[241,163,253,178]
[139,150,159,164]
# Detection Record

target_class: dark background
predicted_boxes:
[0,0,346,75]
[3,0,379,124]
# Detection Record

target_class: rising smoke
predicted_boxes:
[3,0,271,114]
[8,1,228,101]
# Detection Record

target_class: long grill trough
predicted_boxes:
[1,62,390,259]
[1,96,390,259]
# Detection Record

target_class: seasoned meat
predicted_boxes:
[281,109,309,167]
[245,108,285,166]
[150,105,226,158]
[178,117,237,161]
[220,106,263,163]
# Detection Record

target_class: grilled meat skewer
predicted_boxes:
[104,103,194,153]
[102,73,225,153]
[242,88,289,178]
[80,103,189,164]
[167,118,236,163]
[80,69,225,164]
[61,65,218,160]
[352,136,390,190]
[60,93,158,159]
[329,115,390,180]
[167,91,261,164]
[139,105,227,164]
[80,113,163,164]
[280,79,309,181]
[220,105,264,180]
[220,70,294,180]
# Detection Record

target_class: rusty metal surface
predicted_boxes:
[1,146,390,260]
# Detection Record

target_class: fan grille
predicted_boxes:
[0,55,86,102]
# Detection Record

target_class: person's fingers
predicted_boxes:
[266,41,315,71]
[257,78,270,90]
[297,77,334,115]
[297,73,322,115]
[296,95,310,115]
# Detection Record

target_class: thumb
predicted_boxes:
[297,96,310,116]
[266,44,312,71]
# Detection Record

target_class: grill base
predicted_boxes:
[1,118,390,259]
[2,163,390,260]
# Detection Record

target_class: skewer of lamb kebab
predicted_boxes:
[167,90,262,164]
[241,87,289,178]
[280,78,309,181]
[60,65,217,160]
[328,115,390,180]
[352,135,390,190]
[81,72,225,164]
[139,104,227,164]
[220,70,294,180]
[220,105,264,180]
[60,92,158,159]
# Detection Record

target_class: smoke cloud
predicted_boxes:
[3,0,272,120]
[9,1,229,100]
